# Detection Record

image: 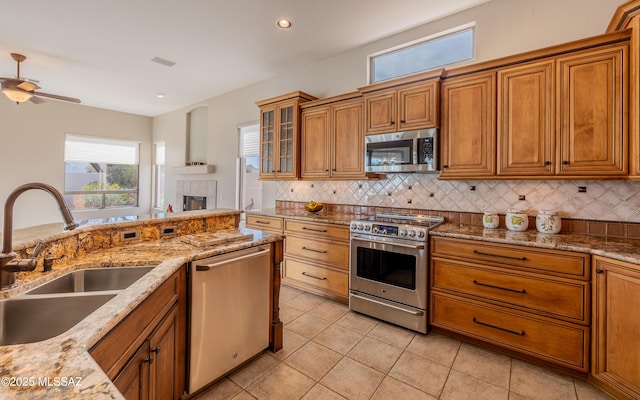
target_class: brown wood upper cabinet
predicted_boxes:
[497,42,629,177]
[497,60,555,176]
[256,91,317,180]
[557,44,628,176]
[301,94,369,179]
[440,71,497,178]
[438,32,629,180]
[360,71,441,135]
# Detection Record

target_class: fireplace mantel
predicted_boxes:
[172,165,216,175]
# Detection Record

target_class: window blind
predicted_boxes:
[65,134,139,164]
[239,124,259,157]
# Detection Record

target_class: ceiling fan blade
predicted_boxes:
[29,95,46,104]
[32,91,81,103]
[0,77,25,86]
[17,81,39,92]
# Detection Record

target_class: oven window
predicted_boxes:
[356,247,416,290]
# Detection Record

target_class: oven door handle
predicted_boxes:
[351,235,425,250]
[350,293,424,316]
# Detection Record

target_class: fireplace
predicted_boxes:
[175,180,217,211]
[183,195,207,211]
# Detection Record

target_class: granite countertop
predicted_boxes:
[246,208,361,226]
[430,223,640,266]
[0,227,283,399]
[250,208,640,266]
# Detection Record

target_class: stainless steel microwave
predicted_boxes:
[365,129,438,173]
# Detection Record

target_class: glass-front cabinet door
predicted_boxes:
[256,92,316,180]
[260,105,276,176]
[277,101,296,178]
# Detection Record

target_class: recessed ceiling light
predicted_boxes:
[277,19,292,29]
[156,93,166,98]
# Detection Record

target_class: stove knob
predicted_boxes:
[408,230,416,237]
[350,223,358,231]
[364,225,371,231]
[358,224,364,231]
[417,231,425,238]
[399,230,407,236]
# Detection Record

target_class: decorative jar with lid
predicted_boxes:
[505,209,528,231]
[536,210,561,234]
[482,211,499,229]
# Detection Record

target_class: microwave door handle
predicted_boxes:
[412,138,418,165]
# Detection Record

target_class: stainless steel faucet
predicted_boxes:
[0,183,78,289]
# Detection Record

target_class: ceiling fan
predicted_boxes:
[0,53,81,104]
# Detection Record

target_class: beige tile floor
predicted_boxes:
[195,285,615,400]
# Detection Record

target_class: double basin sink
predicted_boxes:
[0,266,155,346]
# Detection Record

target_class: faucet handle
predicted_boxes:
[30,241,45,259]
[43,254,66,272]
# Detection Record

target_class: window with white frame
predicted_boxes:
[153,142,165,209]
[64,134,140,210]
[369,23,475,84]
[238,123,261,211]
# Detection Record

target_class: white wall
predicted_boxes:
[0,99,152,229]
[152,0,623,211]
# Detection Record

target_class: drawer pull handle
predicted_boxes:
[473,280,526,294]
[473,250,526,261]
[255,220,272,225]
[302,272,327,280]
[473,318,525,336]
[302,246,327,254]
[302,227,328,233]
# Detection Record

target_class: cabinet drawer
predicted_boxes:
[284,219,349,241]
[285,235,349,269]
[431,292,588,371]
[432,259,589,323]
[246,215,283,233]
[431,237,589,279]
[283,258,348,298]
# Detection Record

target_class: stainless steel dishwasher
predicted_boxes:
[188,244,271,394]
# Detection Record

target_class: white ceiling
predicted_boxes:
[0,0,491,117]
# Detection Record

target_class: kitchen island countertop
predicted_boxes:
[0,224,283,399]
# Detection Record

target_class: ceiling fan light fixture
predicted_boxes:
[2,87,32,104]
[277,19,292,29]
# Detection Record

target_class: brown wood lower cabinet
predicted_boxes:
[282,219,349,302]
[592,256,640,400]
[90,267,187,400]
[430,236,590,372]
[245,214,284,234]
[431,292,589,370]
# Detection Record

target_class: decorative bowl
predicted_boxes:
[304,202,324,213]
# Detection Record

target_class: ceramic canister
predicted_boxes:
[536,210,561,234]
[505,209,529,231]
[482,211,499,229]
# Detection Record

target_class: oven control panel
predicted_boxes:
[350,221,428,241]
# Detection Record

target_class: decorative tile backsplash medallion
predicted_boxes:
[276,175,640,223]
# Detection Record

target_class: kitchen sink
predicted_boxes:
[0,294,116,345]
[25,266,155,295]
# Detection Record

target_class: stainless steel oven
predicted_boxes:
[349,214,443,333]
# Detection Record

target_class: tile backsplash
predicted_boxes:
[276,175,640,223]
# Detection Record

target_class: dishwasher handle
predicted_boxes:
[195,247,269,271]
